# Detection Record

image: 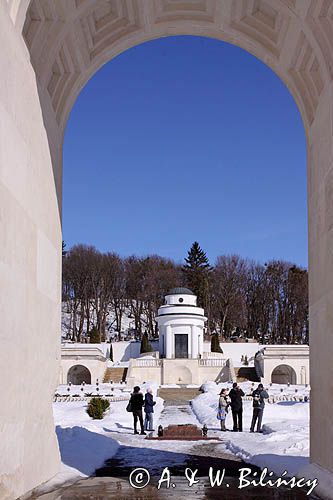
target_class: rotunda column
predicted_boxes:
[198,329,204,357]
[166,325,172,358]
[191,325,198,359]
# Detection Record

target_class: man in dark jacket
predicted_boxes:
[129,386,145,435]
[229,382,245,432]
[250,383,269,433]
[144,388,156,431]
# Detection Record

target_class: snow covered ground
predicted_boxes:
[192,381,310,477]
[37,380,311,495]
[52,382,163,489]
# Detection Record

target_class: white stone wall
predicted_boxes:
[112,340,159,362]
[127,358,229,386]
[203,342,260,366]
[0,3,61,498]
[261,358,309,385]
[255,346,310,385]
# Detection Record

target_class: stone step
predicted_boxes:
[103,367,128,383]
[157,387,201,402]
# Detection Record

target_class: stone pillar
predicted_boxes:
[198,328,204,357]
[191,325,198,359]
[308,83,333,480]
[158,331,164,357]
[166,325,172,358]
[0,4,61,498]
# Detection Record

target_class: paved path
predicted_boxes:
[158,402,201,427]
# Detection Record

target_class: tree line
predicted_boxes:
[62,242,308,344]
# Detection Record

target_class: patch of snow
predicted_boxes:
[192,381,310,477]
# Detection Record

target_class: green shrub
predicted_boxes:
[100,398,110,412]
[140,331,153,353]
[86,397,110,419]
[211,332,223,353]
[89,326,101,343]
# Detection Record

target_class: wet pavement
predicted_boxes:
[26,436,320,499]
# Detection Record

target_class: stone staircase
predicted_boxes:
[235,367,260,382]
[103,367,128,383]
[157,387,201,405]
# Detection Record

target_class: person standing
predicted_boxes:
[217,388,230,431]
[144,388,156,431]
[129,386,145,435]
[229,382,245,432]
[250,383,269,433]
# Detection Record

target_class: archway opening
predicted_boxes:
[67,365,91,385]
[62,35,307,268]
[271,364,297,385]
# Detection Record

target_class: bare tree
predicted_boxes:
[212,255,248,338]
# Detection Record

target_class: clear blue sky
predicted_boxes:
[63,35,307,267]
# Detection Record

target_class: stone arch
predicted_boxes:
[67,364,91,385]
[271,364,297,385]
[21,0,326,206]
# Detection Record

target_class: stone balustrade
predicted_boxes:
[198,358,226,367]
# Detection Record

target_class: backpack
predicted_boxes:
[126,400,132,412]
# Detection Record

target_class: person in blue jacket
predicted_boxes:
[144,388,156,431]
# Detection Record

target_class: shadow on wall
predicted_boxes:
[215,366,230,384]
[171,365,192,385]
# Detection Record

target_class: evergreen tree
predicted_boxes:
[182,241,212,309]
[211,332,223,353]
[109,343,113,361]
[89,326,101,343]
[140,331,153,354]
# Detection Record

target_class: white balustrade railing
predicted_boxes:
[131,358,162,367]
[53,395,129,403]
[199,358,226,367]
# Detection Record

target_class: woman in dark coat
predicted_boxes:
[129,386,145,435]
[144,388,156,431]
[229,382,245,432]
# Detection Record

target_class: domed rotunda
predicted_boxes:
[156,287,206,359]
